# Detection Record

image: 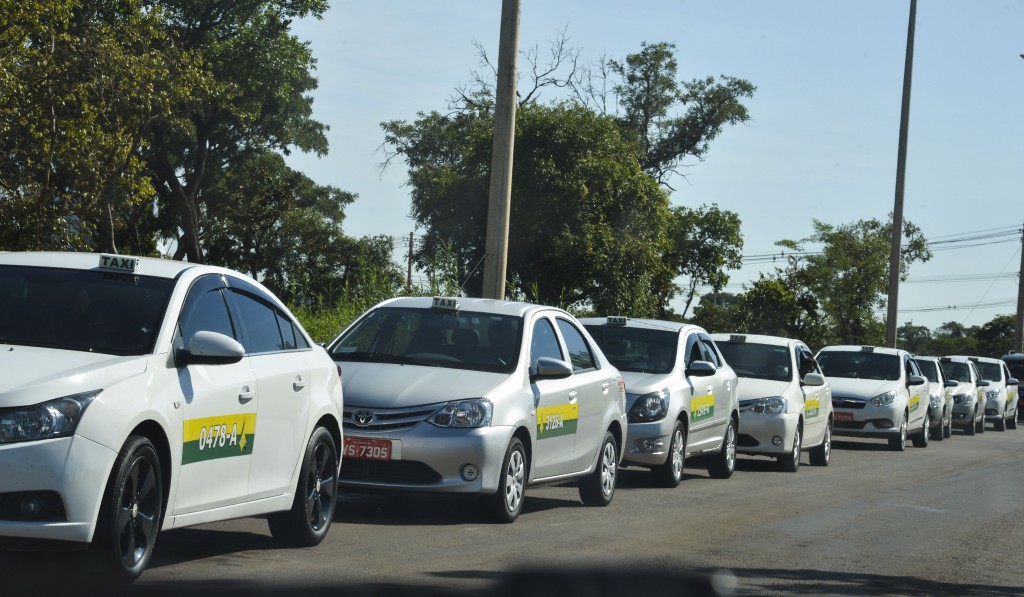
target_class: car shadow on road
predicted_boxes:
[334,489,580,526]
[830,439,900,452]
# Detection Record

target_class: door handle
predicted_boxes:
[569,390,578,403]
[293,375,306,392]
[706,385,713,394]
[601,381,610,394]
[239,386,255,404]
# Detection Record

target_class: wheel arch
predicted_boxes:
[125,420,172,526]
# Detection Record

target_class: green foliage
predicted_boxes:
[664,204,743,318]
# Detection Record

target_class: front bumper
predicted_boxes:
[737,411,800,456]
[339,425,514,494]
[0,435,117,545]
[951,400,980,426]
[832,403,903,438]
[621,419,675,467]
[984,399,1006,421]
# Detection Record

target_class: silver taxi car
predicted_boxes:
[1002,352,1024,423]
[913,356,957,441]
[711,334,833,472]
[0,252,344,580]
[327,297,627,523]
[972,356,1019,431]
[939,356,987,435]
[580,318,739,487]
[817,345,930,451]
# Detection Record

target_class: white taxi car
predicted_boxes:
[817,345,929,451]
[939,356,987,435]
[0,252,343,580]
[326,297,627,523]
[580,318,740,487]
[711,334,833,472]
[912,356,957,441]
[971,356,1019,431]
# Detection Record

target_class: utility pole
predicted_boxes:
[1015,221,1024,353]
[407,231,413,293]
[481,0,520,300]
[886,0,917,348]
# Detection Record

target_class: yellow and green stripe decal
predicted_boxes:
[537,403,578,440]
[182,413,256,464]
[805,398,820,419]
[909,395,920,413]
[691,394,714,423]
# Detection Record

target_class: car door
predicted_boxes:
[173,275,258,515]
[528,315,577,479]
[226,285,312,502]
[797,345,826,445]
[905,356,926,431]
[553,317,614,473]
[698,333,733,431]
[683,332,719,453]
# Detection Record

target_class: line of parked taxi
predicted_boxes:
[2,252,1019,582]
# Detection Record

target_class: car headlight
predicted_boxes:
[751,397,787,415]
[953,393,971,405]
[628,389,669,422]
[871,391,897,407]
[929,395,942,408]
[985,390,1000,401]
[427,399,493,428]
[0,391,101,444]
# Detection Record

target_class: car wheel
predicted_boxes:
[1008,415,1018,430]
[965,410,977,436]
[579,431,618,507]
[888,414,907,451]
[94,435,164,581]
[489,437,527,522]
[654,421,685,488]
[995,415,1006,432]
[708,419,737,479]
[912,410,930,448]
[809,421,831,466]
[943,414,952,438]
[976,410,986,434]
[777,425,801,473]
[267,426,338,546]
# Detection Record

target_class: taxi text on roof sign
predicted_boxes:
[99,254,139,273]
[432,297,460,311]
[729,334,747,342]
[607,316,627,326]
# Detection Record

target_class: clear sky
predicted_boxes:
[287,0,1024,332]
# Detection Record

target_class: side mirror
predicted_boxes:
[1008,377,1019,387]
[686,360,716,377]
[531,356,573,381]
[906,374,927,387]
[802,372,826,387]
[176,330,245,366]
[977,380,990,387]
[943,380,958,389]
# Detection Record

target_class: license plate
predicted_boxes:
[344,437,392,461]
[835,411,854,423]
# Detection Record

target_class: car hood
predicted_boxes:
[950,381,976,395]
[826,377,897,399]
[341,362,510,408]
[0,345,148,408]
[735,378,794,401]
[620,370,677,395]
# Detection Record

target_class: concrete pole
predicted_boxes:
[1015,222,1024,353]
[886,0,917,348]
[481,0,520,300]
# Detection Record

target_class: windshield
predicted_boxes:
[0,264,174,355]
[913,359,938,383]
[818,351,900,381]
[940,361,972,383]
[716,341,792,382]
[584,325,676,374]
[1006,361,1024,381]
[329,306,521,374]
[975,361,1002,382]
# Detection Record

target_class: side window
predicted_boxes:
[685,334,701,366]
[797,346,818,379]
[530,318,563,370]
[555,318,596,372]
[275,310,310,350]
[230,290,285,354]
[906,358,921,379]
[698,336,721,368]
[179,283,236,344]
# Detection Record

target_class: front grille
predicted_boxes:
[341,459,443,484]
[985,408,999,416]
[832,396,867,410]
[343,404,439,432]
[737,433,759,447]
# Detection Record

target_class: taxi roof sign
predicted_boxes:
[432,297,460,311]
[607,316,627,326]
[99,254,139,273]
[860,345,875,352]
[729,334,747,342]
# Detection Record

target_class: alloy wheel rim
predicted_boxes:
[505,449,525,512]
[671,428,684,479]
[600,441,616,496]
[116,455,159,569]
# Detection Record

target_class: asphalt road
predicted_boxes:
[6,421,1024,596]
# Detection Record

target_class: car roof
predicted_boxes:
[578,317,704,335]
[1002,352,1024,363]
[374,296,560,319]
[818,344,907,356]
[0,251,201,280]
[708,333,798,348]
[941,355,975,363]
[970,355,1002,364]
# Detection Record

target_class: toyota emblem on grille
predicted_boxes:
[353,410,375,427]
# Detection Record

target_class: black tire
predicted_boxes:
[965,410,977,436]
[809,421,832,466]
[976,411,986,434]
[1008,415,1018,430]
[707,419,737,479]
[933,417,945,441]
[912,410,930,448]
[489,437,527,523]
[94,435,164,581]
[579,431,618,507]
[888,414,907,451]
[267,426,338,547]
[653,421,686,488]
[995,415,1006,432]
[777,425,801,473]
[943,414,952,438]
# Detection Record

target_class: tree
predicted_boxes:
[664,204,743,318]
[897,322,933,355]
[974,314,1014,358]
